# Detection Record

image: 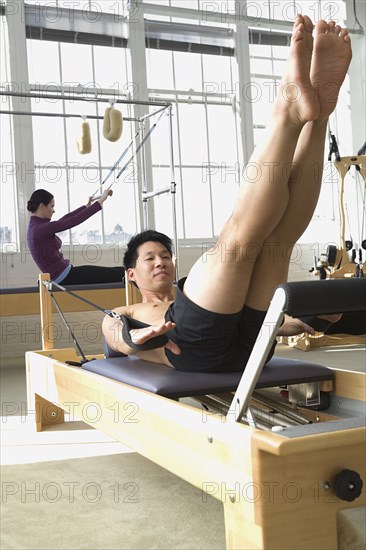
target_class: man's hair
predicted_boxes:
[123,229,173,270]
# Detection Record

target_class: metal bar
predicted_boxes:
[115,115,163,182]
[252,392,312,425]
[0,90,171,108]
[143,186,171,200]
[49,291,88,362]
[227,287,287,423]
[140,121,149,230]
[194,395,297,430]
[93,110,168,198]
[168,104,179,281]
[98,128,141,191]
[139,104,169,122]
[197,390,311,427]
[142,2,363,36]
[248,406,298,429]
[0,109,137,121]
[44,280,110,316]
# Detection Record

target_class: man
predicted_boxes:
[103,16,351,373]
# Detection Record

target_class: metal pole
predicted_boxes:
[139,120,149,230]
[168,104,179,280]
[143,186,171,199]
[0,109,137,121]
[0,90,170,108]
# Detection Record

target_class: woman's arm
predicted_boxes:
[60,205,87,221]
[60,195,95,220]
[35,189,113,236]
[35,201,102,237]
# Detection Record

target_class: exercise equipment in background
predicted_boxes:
[76,117,92,154]
[103,104,123,142]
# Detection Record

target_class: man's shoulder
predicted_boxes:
[111,305,132,316]
[111,302,152,316]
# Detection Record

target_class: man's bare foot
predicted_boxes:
[276,15,320,124]
[310,20,352,120]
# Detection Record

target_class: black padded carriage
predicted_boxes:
[82,355,333,399]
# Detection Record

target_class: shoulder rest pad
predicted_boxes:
[121,314,169,351]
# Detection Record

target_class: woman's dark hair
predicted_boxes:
[123,229,173,270]
[27,189,54,213]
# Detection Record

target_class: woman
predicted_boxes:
[27,188,125,285]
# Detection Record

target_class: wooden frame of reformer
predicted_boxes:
[25,274,366,550]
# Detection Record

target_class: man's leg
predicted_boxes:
[245,21,352,312]
[183,16,351,315]
[244,118,328,311]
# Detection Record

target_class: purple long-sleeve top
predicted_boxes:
[27,202,102,280]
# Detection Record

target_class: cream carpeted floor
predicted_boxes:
[1,361,227,550]
[1,453,225,550]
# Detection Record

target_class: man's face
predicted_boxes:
[127,241,175,292]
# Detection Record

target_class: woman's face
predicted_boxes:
[43,198,55,218]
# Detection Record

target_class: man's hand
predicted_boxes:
[278,313,342,337]
[129,321,181,355]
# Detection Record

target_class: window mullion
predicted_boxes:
[235,22,254,166]
[6,0,35,247]
[128,1,154,231]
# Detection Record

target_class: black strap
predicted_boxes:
[357,141,366,156]
[47,280,111,315]
[49,290,88,361]
[120,315,169,351]
[44,280,169,351]
[328,132,341,162]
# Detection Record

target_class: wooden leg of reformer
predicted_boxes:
[223,502,263,550]
[32,393,65,432]
[26,353,64,432]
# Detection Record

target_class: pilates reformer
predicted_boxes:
[26,274,365,549]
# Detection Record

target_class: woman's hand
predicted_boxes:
[97,189,113,205]
[86,195,93,207]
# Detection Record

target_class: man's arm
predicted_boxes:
[102,306,136,356]
[102,307,180,356]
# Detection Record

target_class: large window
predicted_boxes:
[146,40,240,239]
[1,0,357,256]
[247,0,351,246]
[26,35,137,244]
[0,14,17,246]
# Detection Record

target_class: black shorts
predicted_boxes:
[164,278,276,373]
